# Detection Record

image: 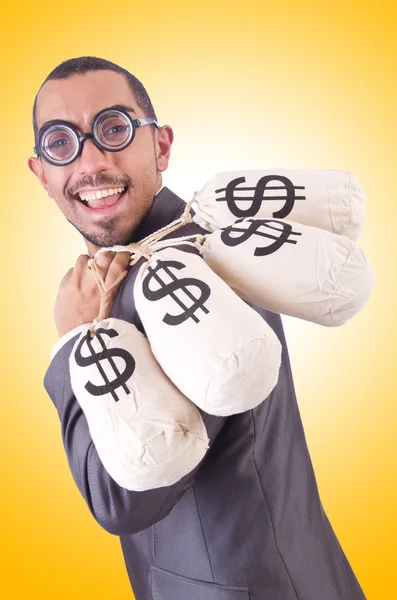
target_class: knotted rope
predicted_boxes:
[87,195,205,330]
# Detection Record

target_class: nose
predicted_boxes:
[75,135,111,175]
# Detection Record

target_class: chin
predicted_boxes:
[99,233,133,248]
[77,222,135,249]
[73,206,149,248]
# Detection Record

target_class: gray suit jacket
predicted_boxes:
[44,187,367,600]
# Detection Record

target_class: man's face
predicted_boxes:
[28,70,173,252]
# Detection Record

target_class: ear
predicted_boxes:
[27,156,52,197]
[155,125,174,173]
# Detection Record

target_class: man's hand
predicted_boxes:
[54,251,131,338]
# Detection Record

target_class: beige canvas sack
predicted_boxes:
[201,218,375,326]
[69,317,209,491]
[133,247,282,416]
[193,169,365,240]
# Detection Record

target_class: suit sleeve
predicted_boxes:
[44,335,227,536]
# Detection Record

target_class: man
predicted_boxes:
[28,56,367,600]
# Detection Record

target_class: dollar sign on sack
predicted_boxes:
[74,328,135,402]
[221,218,302,256]
[215,175,305,219]
[142,259,211,325]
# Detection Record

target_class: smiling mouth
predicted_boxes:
[75,186,128,209]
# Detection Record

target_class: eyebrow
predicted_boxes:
[38,104,137,132]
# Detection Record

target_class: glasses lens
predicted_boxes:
[94,111,132,149]
[42,125,78,163]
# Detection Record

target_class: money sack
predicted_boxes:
[193,169,365,240]
[69,317,209,491]
[200,218,375,326]
[133,247,282,417]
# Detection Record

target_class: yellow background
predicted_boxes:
[1,0,396,598]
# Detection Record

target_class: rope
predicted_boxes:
[87,258,128,334]
[93,195,197,264]
[87,194,205,327]
[149,233,205,253]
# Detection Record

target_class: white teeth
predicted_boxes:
[79,187,125,201]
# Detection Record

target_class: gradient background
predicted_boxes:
[1,1,396,598]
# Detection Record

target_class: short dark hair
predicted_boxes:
[32,56,157,146]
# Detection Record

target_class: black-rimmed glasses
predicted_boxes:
[34,108,160,166]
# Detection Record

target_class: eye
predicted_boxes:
[45,129,76,160]
[102,124,129,141]
[105,125,127,135]
[95,113,131,147]
[48,137,72,149]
